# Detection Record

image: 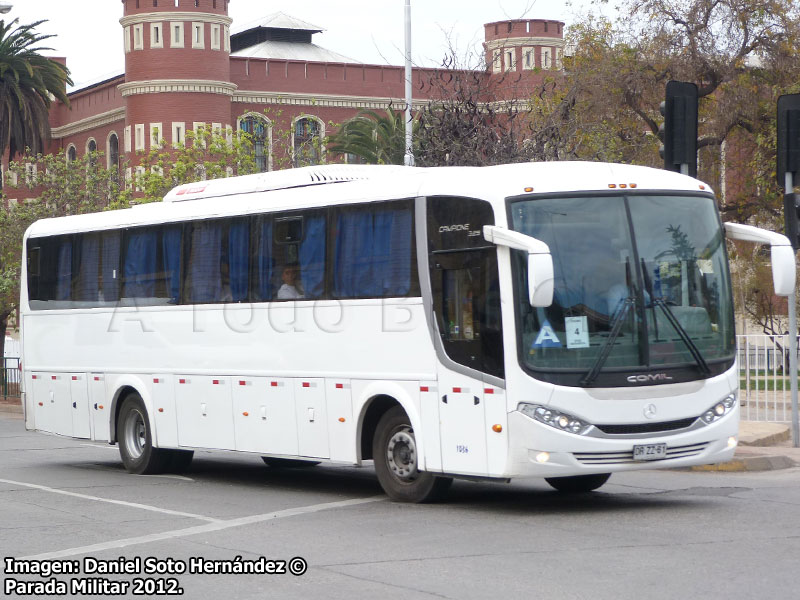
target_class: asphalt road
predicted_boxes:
[2,412,799,600]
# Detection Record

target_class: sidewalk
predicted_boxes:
[691,420,800,472]
[0,397,796,471]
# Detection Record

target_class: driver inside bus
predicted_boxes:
[277,264,304,299]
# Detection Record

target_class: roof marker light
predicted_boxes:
[699,184,706,190]
[608,184,617,188]
[630,183,638,188]
[620,183,628,189]
[524,187,534,192]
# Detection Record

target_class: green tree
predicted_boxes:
[0,150,126,358]
[327,107,415,165]
[131,125,259,203]
[0,19,71,159]
[541,0,800,221]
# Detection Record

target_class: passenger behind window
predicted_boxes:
[277,264,304,300]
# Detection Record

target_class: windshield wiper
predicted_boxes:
[580,295,635,387]
[581,296,636,387]
[641,259,711,376]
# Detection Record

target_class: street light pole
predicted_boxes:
[403,0,415,167]
[0,2,13,14]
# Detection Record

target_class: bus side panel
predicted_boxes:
[175,375,235,450]
[325,379,356,463]
[233,376,299,456]
[295,378,329,459]
[419,382,442,472]
[69,374,91,439]
[152,375,178,448]
[89,374,110,442]
[484,385,509,477]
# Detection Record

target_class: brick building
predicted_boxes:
[1,0,565,193]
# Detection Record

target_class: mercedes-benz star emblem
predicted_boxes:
[643,404,657,419]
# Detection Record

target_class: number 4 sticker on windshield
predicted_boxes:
[565,316,590,349]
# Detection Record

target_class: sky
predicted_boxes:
[2,0,604,90]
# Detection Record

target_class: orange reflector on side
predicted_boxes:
[158,408,164,413]
[492,424,503,433]
[243,412,249,417]
[338,417,346,423]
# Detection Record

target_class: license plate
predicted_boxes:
[633,443,667,461]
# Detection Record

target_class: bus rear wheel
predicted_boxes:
[373,406,452,503]
[545,473,611,493]
[117,393,169,475]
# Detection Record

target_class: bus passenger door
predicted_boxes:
[427,196,504,477]
[69,374,91,439]
[432,253,491,476]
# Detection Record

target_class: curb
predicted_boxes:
[690,453,797,472]
[0,405,23,415]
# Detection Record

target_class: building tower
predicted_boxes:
[484,19,565,86]
[118,0,235,167]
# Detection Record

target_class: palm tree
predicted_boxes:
[0,19,71,160]
[327,107,417,165]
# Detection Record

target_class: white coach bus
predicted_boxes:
[19,162,795,501]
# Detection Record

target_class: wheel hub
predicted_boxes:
[386,427,418,482]
[123,409,146,460]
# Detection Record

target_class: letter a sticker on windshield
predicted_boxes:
[533,319,562,348]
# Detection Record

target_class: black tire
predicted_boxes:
[545,473,611,493]
[117,393,170,475]
[165,449,194,473]
[261,457,321,468]
[373,406,452,503]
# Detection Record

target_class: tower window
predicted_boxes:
[192,23,205,48]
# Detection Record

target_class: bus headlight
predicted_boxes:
[700,393,737,424]
[518,403,592,435]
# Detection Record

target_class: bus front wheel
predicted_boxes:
[373,406,452,503]
[117,393,170,475]
[545,473,611,493]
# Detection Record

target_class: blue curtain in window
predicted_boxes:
[299,216,325,298]
[162,227,182,303]
[76,235,100,302]
[55,239,72,301]
[102,232,120,302]
[229,221,249,302]
[255,220,273,301]
[334,207,411,298]
[188,222,222,303]
[124,229,157,298]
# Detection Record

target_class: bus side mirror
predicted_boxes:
[483,225,554,307]
[724,222,797,296]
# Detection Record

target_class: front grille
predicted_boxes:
[594,417,698,435]
[573,442,709,465]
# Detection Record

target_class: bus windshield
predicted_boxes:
[510,194,735,385]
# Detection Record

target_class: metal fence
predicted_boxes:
[2,357,21,401]
[737,334,799,422]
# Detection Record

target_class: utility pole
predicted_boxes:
[777,94,800,447]
[403,0,415,167]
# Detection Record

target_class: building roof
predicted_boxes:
[232,12,324,36]
[230,11,359,63]
[230,40,359,63]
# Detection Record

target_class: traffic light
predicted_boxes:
[777,94,800,187]
[659,81,698,177]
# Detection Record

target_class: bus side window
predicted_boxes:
[332,200,416,299]
[272,212,326,300]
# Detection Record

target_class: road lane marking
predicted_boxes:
[22,495,385,560]
[0,478,220,523]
